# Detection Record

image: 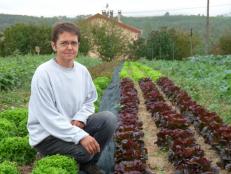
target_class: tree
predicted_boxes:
[146,27,173,60]
[171,29,201,59]
[0,23,52,56]
[145,27,201,60]
[128,37,146,59]
[76,20,93,55]
[91,22,128,61]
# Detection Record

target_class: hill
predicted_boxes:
[121,15,231,45]
[0,13,231,46]
[0,14,89,31]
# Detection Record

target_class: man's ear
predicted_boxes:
[51,41,56,52]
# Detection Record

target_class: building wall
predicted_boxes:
[88,17,140,43]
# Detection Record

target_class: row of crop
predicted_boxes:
[0,108,81,173]
[139,78,218,174]
[119,61,161,82]
[93,76,111,112]
[139,56,231,123]
[0,108,36,173]
[157,76,231,171]
[114,78,147,174]
[0,108,35,167]
[0,154,78,174]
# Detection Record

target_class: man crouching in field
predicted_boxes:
[27,22,117,174]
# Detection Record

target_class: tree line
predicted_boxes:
[0,21,230,60]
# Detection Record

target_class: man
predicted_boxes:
[27,22,117,174]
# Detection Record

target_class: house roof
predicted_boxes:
[87,13,141,34]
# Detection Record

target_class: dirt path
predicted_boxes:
[135,83,175,174]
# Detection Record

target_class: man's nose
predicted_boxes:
[67,43,73,49]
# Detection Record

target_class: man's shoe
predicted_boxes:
[80,164,104,174]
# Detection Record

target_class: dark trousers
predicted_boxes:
[34,111,117,165]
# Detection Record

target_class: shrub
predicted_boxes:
[32,154,78,174]
[0,136,36,165]
[0,161,20,174]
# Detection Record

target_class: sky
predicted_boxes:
[0,0,231,17]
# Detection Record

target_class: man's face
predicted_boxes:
[51,31,79,62]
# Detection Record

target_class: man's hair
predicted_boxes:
[51,22,81,43]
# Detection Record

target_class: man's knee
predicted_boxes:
[100,111,118,131]
[73,150,94,164]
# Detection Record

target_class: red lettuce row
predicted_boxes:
[139,78,218,174]
[157,77,231,170]
[114,78,147,174]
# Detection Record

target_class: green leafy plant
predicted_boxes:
[17,117,28,137]
[0,108,27,126]
[0,136,36,165]
[32,166,69,174]
[0,129,10,140]
[120,61,162,82]
[94,76,111,90]
[93,76,111,112]
[0,118,17,138]
[0,161,20,174]
[32,154,78,174]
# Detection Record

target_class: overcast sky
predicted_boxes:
[0,0,231,17]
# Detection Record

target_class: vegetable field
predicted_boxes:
[0,55,231,173]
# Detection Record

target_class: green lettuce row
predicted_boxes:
[119,61,130,79]
[93,76,111,112]
[32,154,78,174]
[131,62,162,81]
[0,161,20,174]
[0,108,28,139]
[0,136,36,165]
[120,61,162,82]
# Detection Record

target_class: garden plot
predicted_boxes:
[115,61,231,174]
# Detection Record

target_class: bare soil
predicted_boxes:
[135,83,175,174]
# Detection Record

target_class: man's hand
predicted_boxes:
[71,120,85,129]
[80,135,100,155]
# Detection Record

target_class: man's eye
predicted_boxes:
[60,42,68,46]
[71,41,78,46]
[59,41,78,47]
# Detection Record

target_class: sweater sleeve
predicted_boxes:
[29,69,89,144]
[72,69,98,124]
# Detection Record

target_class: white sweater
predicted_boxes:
[27,58,97,147]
